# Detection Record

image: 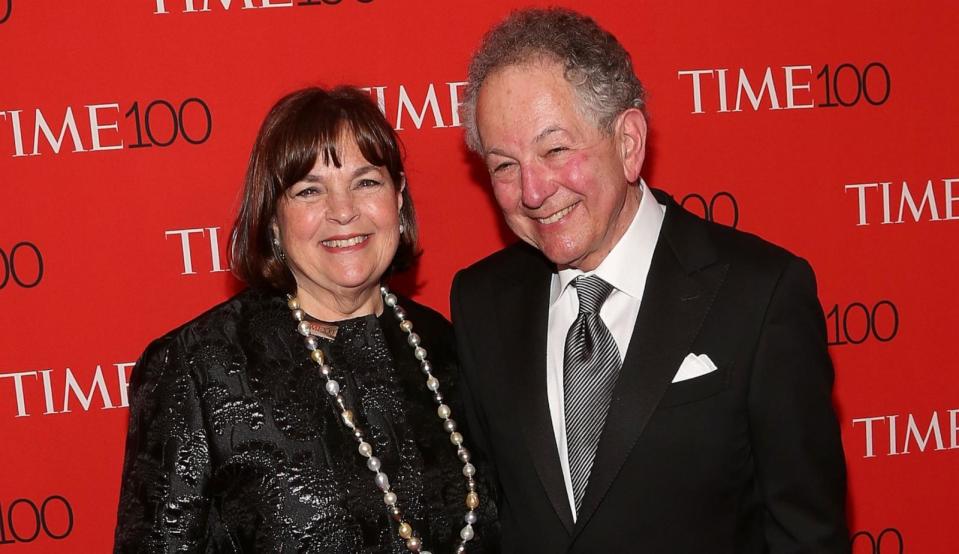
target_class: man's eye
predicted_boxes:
[547,146,568,155]
[492,162,515,174]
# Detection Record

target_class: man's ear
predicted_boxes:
[617,108,648,183]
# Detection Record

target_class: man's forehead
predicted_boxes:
[483,57,566,88]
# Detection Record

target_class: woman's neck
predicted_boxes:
[294,284,384,322]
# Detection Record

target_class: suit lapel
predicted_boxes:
[496,248,576,533]
[572,193,729,535]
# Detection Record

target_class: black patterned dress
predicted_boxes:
[114,288,498,553]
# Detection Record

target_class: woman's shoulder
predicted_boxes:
[392,292,451,334]
[139,287,284,364]
[160,286,281,335]
[387,291,456,360]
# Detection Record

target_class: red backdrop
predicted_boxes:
[1,1,957,551]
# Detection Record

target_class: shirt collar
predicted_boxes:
[551,179,665,304]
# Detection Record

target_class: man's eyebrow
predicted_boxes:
[485,126,567,157]
[534,126,565,144]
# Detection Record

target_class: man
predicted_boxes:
[451,8,849,553]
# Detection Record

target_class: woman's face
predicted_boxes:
[274,136,402,312]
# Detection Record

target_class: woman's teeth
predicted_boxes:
[321,235,369,248]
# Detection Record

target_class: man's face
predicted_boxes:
[475,61,645,271]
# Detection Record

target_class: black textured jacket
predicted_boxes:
[114,287,497,553]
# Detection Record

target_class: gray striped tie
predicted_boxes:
[563,275,622,514]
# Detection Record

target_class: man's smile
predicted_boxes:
[535,202,579,225]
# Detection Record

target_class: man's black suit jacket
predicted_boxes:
[451,190,849,553]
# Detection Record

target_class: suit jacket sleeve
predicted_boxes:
[450,271,502,506]
[748,257,850,553]
[114,336,214,553]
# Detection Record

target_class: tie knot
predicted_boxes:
[574,275,614,314]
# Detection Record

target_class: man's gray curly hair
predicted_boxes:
[462,7,647,153]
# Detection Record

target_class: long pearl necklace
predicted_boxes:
[287,285,479,553]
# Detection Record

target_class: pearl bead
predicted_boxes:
[358,441,372,457]
[319,363,330,376]
[341,410,355,428]
[325,380,340,396]
[460,524,474,541]
[406,537,421,551]
[384,293,398,307]
[407,333,421,346]
[464,511,477,524]
[367,456,381,471]
[375,472,390,491]
[292,309,305,321]
[383,491,397,505]
[287,297,299,310]
[414,347,427,360]
[305,336,318,351]
[311,350,324,364]
[462,463,476,477]
[399,320,413,332]
[456,546,466,554]
[398,521,412,539]
[437,404,451,419]
[433,392,443,403]
[335,396,346,409]
[394,306,407,320]
[297,321,311,336]
[443,419,457,433]
[420,361,432,374]
[466,492,479,509]
[457,448,471,463]
[426,376,440,391]
[450,432,464,446]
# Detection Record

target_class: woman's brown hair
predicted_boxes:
[230,86,418,293]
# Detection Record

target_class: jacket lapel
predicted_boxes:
[496,247,576,533]
[572,192,729,535]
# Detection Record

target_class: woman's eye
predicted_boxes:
[295,187,319,197]
[356,179,382,188]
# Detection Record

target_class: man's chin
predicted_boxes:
[539,244,588,270]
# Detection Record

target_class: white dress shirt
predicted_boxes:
[546,180,665,520]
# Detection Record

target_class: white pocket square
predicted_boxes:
[672,353,718,383]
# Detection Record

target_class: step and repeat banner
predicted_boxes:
[1,0,956,551]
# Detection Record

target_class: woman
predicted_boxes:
[114,87,496,553]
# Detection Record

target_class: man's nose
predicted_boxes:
[520,164,557,209]
[326,190,359,224]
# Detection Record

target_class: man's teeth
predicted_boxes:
[322,235,369,248]
[538,204,575,224]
